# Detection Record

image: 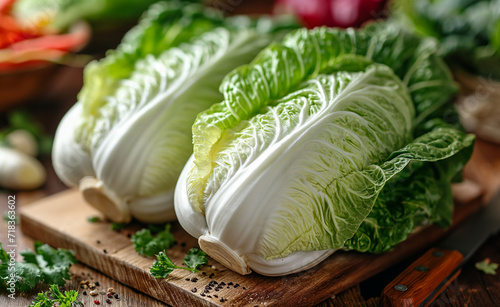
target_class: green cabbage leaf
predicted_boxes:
[52,2,297,223]
[395,0,500,79]
[177,23,474,272]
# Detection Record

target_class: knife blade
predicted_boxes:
[381,190,500,307]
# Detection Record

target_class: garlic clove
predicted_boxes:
[6,129,38,156]
[0,147,46,190]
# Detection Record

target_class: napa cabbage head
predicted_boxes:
[174,22,474,276]
[52,2,297,223]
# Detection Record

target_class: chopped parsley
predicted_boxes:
[132,224,175,257]
[475,258,498,275]
[29,284,79,307]
[0,242,76,291]
[110,223,126,231]
[150,248,208,278]
[87,216,100,223]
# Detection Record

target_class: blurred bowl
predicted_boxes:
[0,21,90,111]
[0,63,58,112]
[455,69,500,144]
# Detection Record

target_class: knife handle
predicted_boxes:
[381,247,463,307]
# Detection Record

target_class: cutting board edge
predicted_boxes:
[19,208,221,307]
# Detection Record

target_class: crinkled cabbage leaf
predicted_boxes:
[179,22,474,262]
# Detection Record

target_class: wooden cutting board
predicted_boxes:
[20,183,482,307]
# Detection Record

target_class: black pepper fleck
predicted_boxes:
[83,291,87,296]
[180,242,186,247]
[220,298,224,302]
[200,293,206,297]
[96,240,101,244]
[243,287,246,290]
[220,282,226,286]
[106,299,112,304]
[103,249,107,254]
[214,295,218,298]
[191,277,198,282]
[234,283,239,288]
[202,272,207,275]
[191,288,197,293]
[228,282,233,286]
[185,278,190,281]
[95,281,100,286]
[113,294,119,299]
[207,295,212,298]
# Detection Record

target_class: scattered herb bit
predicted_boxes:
[184,248,208,271]
[150,248,208,278]
[475,258,498,275]
[132,224,175,257]
[148,223,167,234]
[110,223,126,231]
[87,216,100,223]
[0,242,76,291]
[3,211,19,223]
[29,285,78,307]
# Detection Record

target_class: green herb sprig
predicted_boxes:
[150,248,208,278]
[132,224,175,257]
[29,284,79,307]
[0,242,77,291]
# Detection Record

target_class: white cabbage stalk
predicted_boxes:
[176,65,415,275]
[52,26,284,223]
[175,24,472,276]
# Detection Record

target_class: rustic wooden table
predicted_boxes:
[2,1,500,304]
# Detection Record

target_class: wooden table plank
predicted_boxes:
[18,185,484,307]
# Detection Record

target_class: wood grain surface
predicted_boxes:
[17,186,483,307]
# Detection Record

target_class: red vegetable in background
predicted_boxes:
[273,0,386,29]
[0,0,89,72]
